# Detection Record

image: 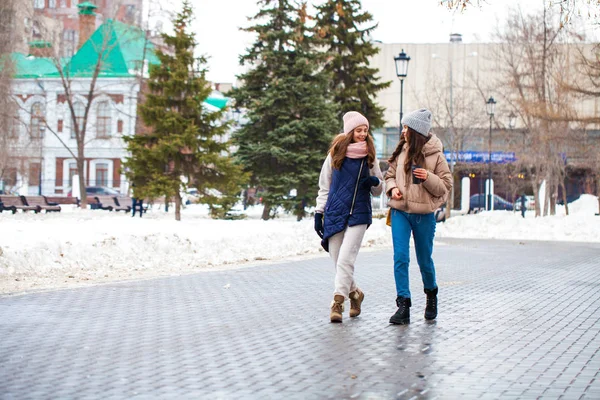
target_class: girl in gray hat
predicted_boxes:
[384,108,452,325]
[314,111,384,323]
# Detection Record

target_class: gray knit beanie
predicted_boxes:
[401,108,432,136]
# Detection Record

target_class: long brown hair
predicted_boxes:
[387,127,431,177]
[329,131,376,170]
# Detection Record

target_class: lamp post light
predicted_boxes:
[394,49,410,138]
[508,111,516,130]
[486,96,496,211]
[38,125,45,195]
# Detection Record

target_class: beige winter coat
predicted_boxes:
[385,134,452,214]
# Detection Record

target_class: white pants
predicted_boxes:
[328,224,367,298]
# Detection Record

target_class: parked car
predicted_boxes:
[183,188,200,205]
[515,195,535,211]
[557,193,581,205]
[469,194,514,212]
[67,186,121,197]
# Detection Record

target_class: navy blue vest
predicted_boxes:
[322,157,373,243]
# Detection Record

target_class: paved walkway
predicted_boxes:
[1,239,599,399]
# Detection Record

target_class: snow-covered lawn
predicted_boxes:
[0,195,597,295]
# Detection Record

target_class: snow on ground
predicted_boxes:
[0,195,597,295]
[436,194,600,242]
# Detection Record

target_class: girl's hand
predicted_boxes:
[413,168,429,181]
[391,188,403,200]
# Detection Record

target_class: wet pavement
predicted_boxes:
[1,238,599,399]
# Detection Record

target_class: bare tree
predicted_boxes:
[491,7,578,216]
[561,43,600,213]
[442,0,600,25]
[0,0,23,192]
[422,64,488,214]
[13,2,146,207]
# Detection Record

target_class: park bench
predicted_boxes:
[89,196,113,211]
[95,195,131,212]
[22,196,61,212]
[115,196,135,213]
[99,195,129,212]
[0,195,40,213]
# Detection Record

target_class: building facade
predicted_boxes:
[369,36,600,206]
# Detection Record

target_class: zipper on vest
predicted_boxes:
[349,159,365,215]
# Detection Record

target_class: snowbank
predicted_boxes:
[0,205,390,294]
[0,194,597,295]
[437,194,600,242]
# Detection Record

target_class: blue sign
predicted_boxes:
[444,151,517,164]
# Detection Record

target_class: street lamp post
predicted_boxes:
[486,96,496,211]
[394,49,410,139]
[38,125,45,195]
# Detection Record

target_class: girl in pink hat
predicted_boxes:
[314,111,384,323]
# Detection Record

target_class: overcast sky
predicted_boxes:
[144,0,597,84]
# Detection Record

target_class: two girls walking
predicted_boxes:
[315,109,451,324]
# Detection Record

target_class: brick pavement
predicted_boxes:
[0,238,599,399]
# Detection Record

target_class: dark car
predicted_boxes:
[67,186,121,197]
[557,193,581,205]
[469,194,514,212]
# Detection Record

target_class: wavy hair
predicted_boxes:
[329,131,376,170]
[388,127,431,179]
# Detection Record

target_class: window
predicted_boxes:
[95,163,109,186]
[125,5,136,23]
[68,162,77,186]
[48,0,56,8]
[4,168,17,187]
[72,102,84,139]
[96,101,111,138]
[30,102,44,138]
[29,163,41,187]
[62,29,76,58]
[34,0,44,9]
[32,21,41,38]
[59,0,67,7]
[9,116,20,138]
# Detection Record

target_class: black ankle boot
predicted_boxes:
[424,287,438,320]
[389,296,411,325]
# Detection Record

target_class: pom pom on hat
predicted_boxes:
[343,111,369,135]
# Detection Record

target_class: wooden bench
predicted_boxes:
[89,196,113,211]
[95,195,131,211]
[102,195,129,212]
[0,195,40,213]
[22,196,62,212]
[115,196,134,213]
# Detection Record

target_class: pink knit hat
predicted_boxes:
[343,111,369,135]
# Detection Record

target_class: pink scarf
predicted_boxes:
[346,141,368,159]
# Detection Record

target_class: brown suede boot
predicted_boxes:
[349,289,365,318]
[330,295,345,323]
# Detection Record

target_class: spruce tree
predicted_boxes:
[314,0,390,129]
[124,1,246,221]
[231,0,338,221]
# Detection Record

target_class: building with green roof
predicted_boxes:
[6,18,230,197]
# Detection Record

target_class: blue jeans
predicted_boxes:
[390,209,437,298]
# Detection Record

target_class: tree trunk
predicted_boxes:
[550,179,557,216]
[560,178,569,216]
[261,203,271,221]
[532,179,541,217]
[174,192,181,221]
[77,157,87,208]
[295,199,305,222]
[597,177,600,215]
